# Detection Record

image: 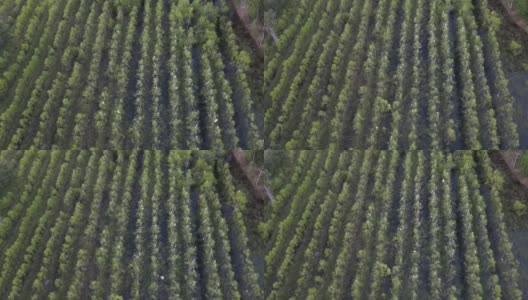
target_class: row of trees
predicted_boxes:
[218,6,262,149]
[265,0,521,149]
[474,0,519,148]
[349,151,389,299]
[32,0,91,148]
[303,0,367,149]
[0,150,262,299]
[326,150,376,299]
[265,0,334,145]
[264,150,523,299]
[267,0,340,147]
[313,0,372,149]
[264,150,325,287]
[0,151,60,297]
[0,0,47,97]
[130,0,154,149]
[270,149,340,299]
[0,0,68,147]
[30,151,90,299]
[477,152,523,299]
[0,0,262,149]
[292,151,354,298]
[216,159,262,299]
[49,1,98,149]
[66,152,112,299]
[260,150,312,238]
[70,2,112,149]
[90,151,126,299]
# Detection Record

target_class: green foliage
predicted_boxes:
[265,0,520,149]
[489,11,502,32]
[510,40,522,57]
[0,0,261,149]
[247,0,263,20]
[0,151,262,299]
[375,97,391,114]
[513,200,527,217]
[266,151,523,299]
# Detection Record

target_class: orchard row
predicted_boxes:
[0,150,261,299]
[265,0,519,149]
[0,0,262,149]
[263,150,522,299]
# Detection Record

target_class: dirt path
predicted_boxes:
[499,151,528,189]
[231,150,270,203]
[498,0,528,34]
[229,0,264,59]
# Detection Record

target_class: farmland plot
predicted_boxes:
[0,0,262,149]
[264,0,521,150]
[0,150,262,299]
[263,150,524,299]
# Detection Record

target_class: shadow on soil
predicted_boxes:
[508,73,528,149]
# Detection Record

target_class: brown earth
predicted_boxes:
[230,0,264,59]
[231,150,269,203]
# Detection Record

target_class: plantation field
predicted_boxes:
[264,0,522,150]
[262,150,525,299]
[0,150,262,299]
[0,0,262,150]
